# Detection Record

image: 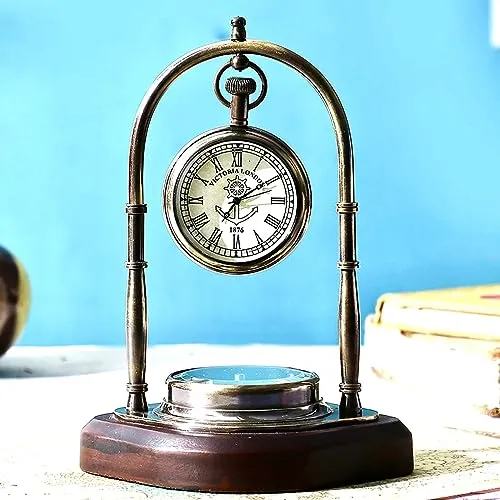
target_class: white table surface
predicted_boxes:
[0,344,499,499]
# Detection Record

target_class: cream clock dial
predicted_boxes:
[163,127,311,274]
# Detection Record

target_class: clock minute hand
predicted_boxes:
[240,189,272,202]
[238,181,270,201]
[239,174,280,202]
[220,178,276,218]
[236,184,261,201]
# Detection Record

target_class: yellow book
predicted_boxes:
[364,314,500,419]
[374,284,500,341]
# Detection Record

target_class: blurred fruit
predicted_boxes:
[0,246,30,356]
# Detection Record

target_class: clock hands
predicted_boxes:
[214,174,281,226]
[215,204,258,225]
[221,198,240,220]
[218,185,261,221]
[237,182,264,202]
[220,184,275,219]
[238,174,280,201]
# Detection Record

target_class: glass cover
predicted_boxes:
[170,365,317,386]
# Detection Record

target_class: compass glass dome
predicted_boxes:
[170,365,318,386]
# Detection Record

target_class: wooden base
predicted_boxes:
[80,412,414,493]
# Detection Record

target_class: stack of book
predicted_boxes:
[364,285,500,419]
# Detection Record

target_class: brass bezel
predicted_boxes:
[162,125,312,275]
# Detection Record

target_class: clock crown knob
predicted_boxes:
[225,77,257,96]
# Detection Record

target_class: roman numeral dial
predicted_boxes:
[179,143,295,256]
[209,227,222,245]
[231,150,242,168]
[188,195,203,205]
[254,230,264,245]
[232,234,241,249]
[166,133,311,275]
[191,212,209,229]
[210,156,223,173]
[271,197,285,205]
[264,214,281,230]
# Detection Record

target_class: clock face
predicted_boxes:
[178,142,295,261]
[163,127,311,274]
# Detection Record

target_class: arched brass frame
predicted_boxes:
[126,39,362,418]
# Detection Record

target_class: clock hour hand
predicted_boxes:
[238,176,278,202]
[222,195,242,219]
[216,203,258,225]
[215,204,234,221]
[216,197,241,221]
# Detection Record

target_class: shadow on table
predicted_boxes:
[0,347,125,378]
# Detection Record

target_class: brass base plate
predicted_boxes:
[114,402,379,431]
[80,412,414,493]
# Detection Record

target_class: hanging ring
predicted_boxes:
[214,59,268,110]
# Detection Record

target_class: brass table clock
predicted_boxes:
[80,17,414,493]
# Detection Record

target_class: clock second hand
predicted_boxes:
[240,189,272,202]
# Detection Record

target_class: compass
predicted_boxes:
[80,16,414,493]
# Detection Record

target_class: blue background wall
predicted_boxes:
[1,1,499,346]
